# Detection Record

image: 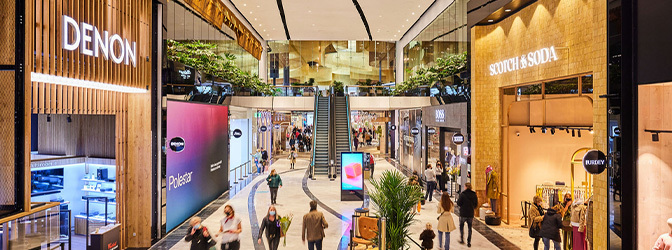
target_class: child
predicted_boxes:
[420,223,436,250]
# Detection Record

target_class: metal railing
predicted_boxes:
[230,160,253,185]
[310,94,318,178]
[274,86,318,96]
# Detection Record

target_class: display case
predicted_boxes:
[75,165,117,235]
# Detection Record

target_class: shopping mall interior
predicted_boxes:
[0,0,670,249]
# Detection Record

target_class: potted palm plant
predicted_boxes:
[368,170,423,249]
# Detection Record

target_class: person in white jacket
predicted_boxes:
[437,192,457,250]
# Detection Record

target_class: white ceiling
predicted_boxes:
[231,0,436,41]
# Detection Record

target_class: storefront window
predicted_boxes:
[582,75,594,94]
[545,78,579,96]
[517,84,542,101]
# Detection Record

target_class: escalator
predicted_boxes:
[333,96,352,175]
[311,96,330,176]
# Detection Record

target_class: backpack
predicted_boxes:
[261,151,268,160]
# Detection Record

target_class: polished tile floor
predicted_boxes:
[162,157,506,250]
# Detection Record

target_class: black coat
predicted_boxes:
[185,226,213,250]
[419,229,435,249]
[457,189,478,218]
[258,216,282,240]
[539,208,563,242]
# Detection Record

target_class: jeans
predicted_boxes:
[425,181,437,201]
[459,217,473,244]
[270,187,279,204]
[542,237,561,250]
[256,160,261,174]
[221,240,240,250]
[308,239,323,250]
[438,231,450,250]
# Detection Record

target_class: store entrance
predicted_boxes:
[30,114,117,249]
[426,127,466,196]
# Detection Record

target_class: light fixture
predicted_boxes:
[31,72,147,93]
[541,127,547,133]
[653,133,660,142]
[505,9,512,12]
[565,128,570,134]
[412,12,415,15]
[488,19,494,22]
[550,128,555,135]
[66,115,72,123]
[589,129,594,134]
[572,129,576,137]
[529,127,535,133]
[46,114,51,122]
[578,130,582,137]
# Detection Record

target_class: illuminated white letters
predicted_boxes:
[62,15,137,67]
[489,46,559,76]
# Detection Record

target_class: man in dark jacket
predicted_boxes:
[456,182,478,247]
[539,207,563,250]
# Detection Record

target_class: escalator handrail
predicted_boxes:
[345,95,353,152]
[327,95,333,176]
[311,94,319,175]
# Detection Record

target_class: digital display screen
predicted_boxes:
[166,101,229,231]
[341,152,364,191]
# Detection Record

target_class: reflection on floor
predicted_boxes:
[157,156,503,250]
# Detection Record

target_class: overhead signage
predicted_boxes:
[169,137,186,152]
[62,15,137,67]
[582,150,607,175]
[435,109,445,123]
[489,46,559,76]
[232,129,242,138]
[260,126,268,132]
[428,127,437,134]
[183,0,263,59]
[411,128,420,135]
[390,125,397,131]
[452,133,465,145]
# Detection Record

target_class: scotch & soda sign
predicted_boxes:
[489,46,559,76]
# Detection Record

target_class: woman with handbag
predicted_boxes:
[185,217,215,250]
[436,192,457,250]
[288,146,297,169]
[560,194,573,250]
[528,196,545,250]
[258,205,282,250]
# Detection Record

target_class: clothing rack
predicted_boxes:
[535,184,591,209]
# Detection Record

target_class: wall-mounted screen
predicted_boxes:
[166,101,229,231]
[31,168,64,195]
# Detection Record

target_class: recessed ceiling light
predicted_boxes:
[505,9,512,12]
[312,24,315,26]
[259,24,262,26]
[308,10,312,13]
[255,18,257,20]
[250,11,253,14]
[418,5,421,7]
[398,30,400,32]
[243,4,246,6]
[488,19,494,22]
[412,12,415,15]
[406,19,409,22]
[379,15,382,18]
[257,5,260,7]
[263,29,266,32]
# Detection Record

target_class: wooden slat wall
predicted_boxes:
[36,114,116,158]
[27,0,153,248]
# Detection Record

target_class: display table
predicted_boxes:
[74,215,116,235]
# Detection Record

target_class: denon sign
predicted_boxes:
[62,15,137,67]
[489,46,559,76]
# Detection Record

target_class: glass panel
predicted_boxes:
[517,84,542,101]
[545,77,579,96]
[582,75,594,94]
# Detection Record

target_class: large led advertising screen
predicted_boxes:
[166,101,229,231]
[341,152,364,190]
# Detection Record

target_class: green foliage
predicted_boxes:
[332,80,344,94]
[368,170,423,250]
[393,52,468,96]
[166,40,277,96]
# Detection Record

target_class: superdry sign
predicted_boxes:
[452,133,465,145]
[582,150,607,175]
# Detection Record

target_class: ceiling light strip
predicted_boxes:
[31,72,147,93]
[275,0,291,40]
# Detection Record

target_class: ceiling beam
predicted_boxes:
[275,0,291,40]
[351,0,373,40]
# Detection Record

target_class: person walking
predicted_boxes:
[290,136,296,150]
[528,196,546,250]
[435,162,444,194]
[424,164,437,202]
[251,149,262,174]
[539,207,563,250]
[368,154,375,176]
[358,132,364,147]
[419,223,436,250]
[258,206,282,250]
[559,194,573,250]
[457,183,478,247]
[302,200,329,250]
[266,169,283,205]
[261,147,269,173]
[408,175,422,214]
[437,192,457,250]
[288,146,297,169]
[353,133,359,151]
[185,217,214,250]
[217,205,242,250]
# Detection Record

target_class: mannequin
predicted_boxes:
[653,218,672,250]
[485,165,500,214]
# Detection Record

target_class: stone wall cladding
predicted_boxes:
[471,0,607,248]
